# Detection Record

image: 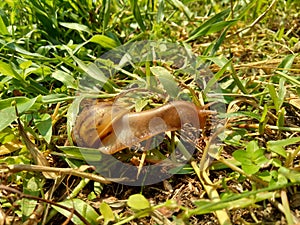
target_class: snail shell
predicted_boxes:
[72,100,213,154]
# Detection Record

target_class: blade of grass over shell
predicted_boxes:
[150,66,180,98]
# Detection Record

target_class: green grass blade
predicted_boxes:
[166,0,193,19]
[230,63,248,94]
[102,0,111,33]
[203,59,231,95]
[130,0,146,31]
[277,54,296,73]
[187,9,230,42]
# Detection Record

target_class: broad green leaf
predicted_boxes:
[100,202,115,225]
[232,150,251,165]
[89,34,119,49]
[267,145,287,158]
[52,199,99,225]
[0,154,31,165]
[127,194,150,210]
[246,140,259,153]
[19,60,32,70]
[150,66,180,97]
[242,164,260,175]
[274,173,288,187]
[59,22,91,34]
[67,96,84,144]
[22,177,40,219]
[0,97,38,132]
[233,141,268,175]
[0,15,9,35]
[267,137,300,158]
[35,114,52,144]
[0,97,28,110]
[72,56,109,85]
[271,158,282,167]
[52,70,77,89]
[0,60,21,79]
[0,107,18,133]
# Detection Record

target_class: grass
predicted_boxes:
[0,0,300,224]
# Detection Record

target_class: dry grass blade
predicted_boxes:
[191,161,232,225]
[17,117,57,179]
[1,164,114,184]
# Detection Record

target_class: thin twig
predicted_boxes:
[217,156,268,186]
[0,185,91,225]
[1,164,117,184]
[231,0,277,36]
[191,161,232,225]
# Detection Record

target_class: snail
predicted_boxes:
[72,100,213,154]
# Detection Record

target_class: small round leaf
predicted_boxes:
[127,194,150,210]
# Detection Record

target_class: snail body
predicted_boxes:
[72,100,212,154]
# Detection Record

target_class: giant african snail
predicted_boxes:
[72,100,214,154]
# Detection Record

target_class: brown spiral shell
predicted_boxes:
[72,100,213,154]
